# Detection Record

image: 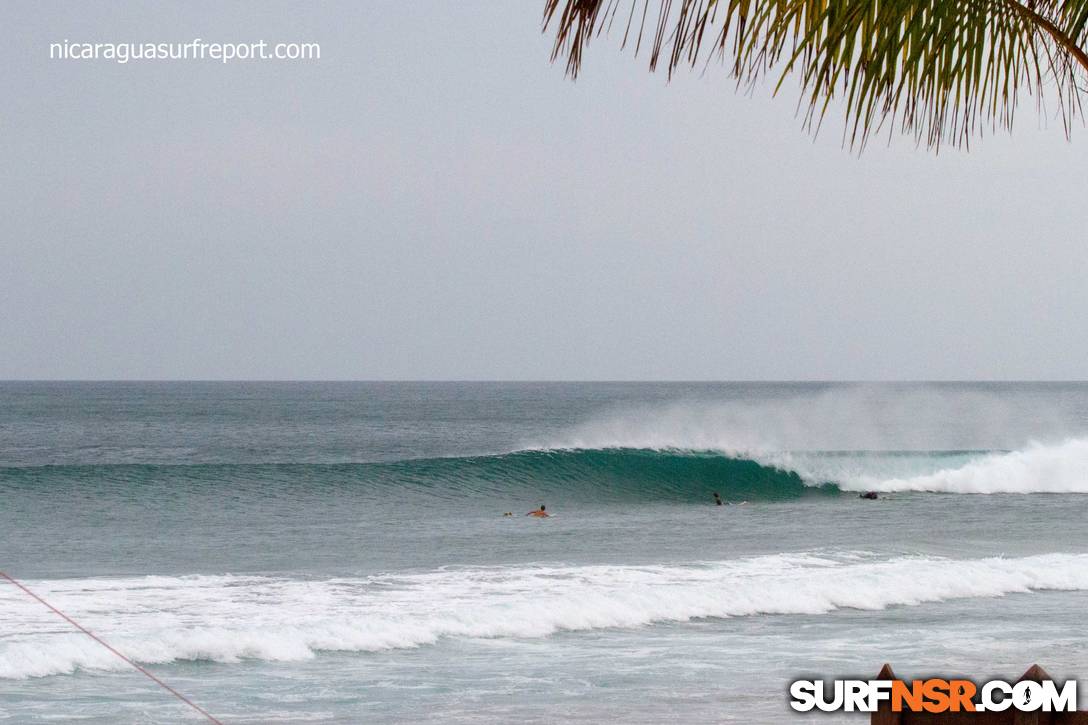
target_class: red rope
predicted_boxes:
[1,571,223,724]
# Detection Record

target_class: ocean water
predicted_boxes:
[3,381,1088,723]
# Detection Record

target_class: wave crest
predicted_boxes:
[3,552,1087,679]
[853,438,1088,494]
[6,438,1088,498]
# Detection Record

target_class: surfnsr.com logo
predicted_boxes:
[789,677,1078,713]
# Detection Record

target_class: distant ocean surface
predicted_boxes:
[3,381,1088,723]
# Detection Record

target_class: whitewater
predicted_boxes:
[4,552,1088,682]
[4,381,1088,723]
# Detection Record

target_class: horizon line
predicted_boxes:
[2,379,1088,384]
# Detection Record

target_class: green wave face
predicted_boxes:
[0,449,840,503]
[396,448,840,502]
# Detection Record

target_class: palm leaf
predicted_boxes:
[543,0,1088,148]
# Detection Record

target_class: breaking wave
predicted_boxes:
[3,552,1088,679]
[850,438,1088,494]
[6,438,1088,499]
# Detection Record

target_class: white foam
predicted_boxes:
[848,438,1088,493]
[4,552,1088,679]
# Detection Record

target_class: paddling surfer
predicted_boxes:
[526,505,550,518]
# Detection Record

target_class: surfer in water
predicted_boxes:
[859,491,879,500]
[713,492,723,506]
[527,505,550,518]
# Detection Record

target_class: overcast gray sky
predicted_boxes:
[2,1,1086,380]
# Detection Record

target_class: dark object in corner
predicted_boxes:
[872,663,1087,723]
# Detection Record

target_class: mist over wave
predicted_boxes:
[4,552,1087,679]
[4,388,1086,500]
[525,388,1088,495]
[533,387,1082,453]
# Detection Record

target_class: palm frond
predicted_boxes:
[543,0,1088,148]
